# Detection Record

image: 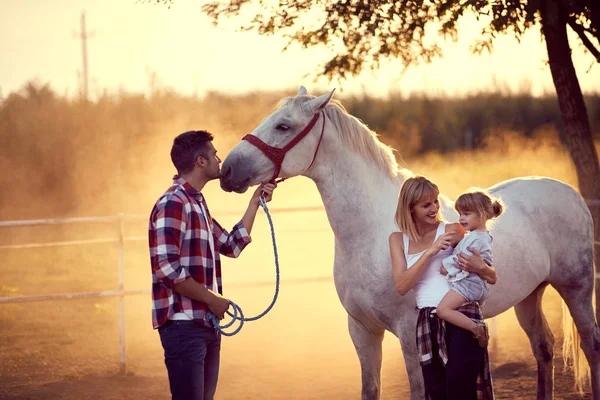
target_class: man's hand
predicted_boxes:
[242,182,278,235]
[250,182,277,207]
[173,279,233,318]
[206,292,230,320]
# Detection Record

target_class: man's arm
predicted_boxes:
[213,182,277,257]
[150,198,191,288]
[174,279,229,319]
[241,182,277,235]
[151,198,229,318]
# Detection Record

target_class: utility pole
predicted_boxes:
[74,11,93,100]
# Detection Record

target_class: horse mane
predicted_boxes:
[281,96,399,179]
[324,100,399,179]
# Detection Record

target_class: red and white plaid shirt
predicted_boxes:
[149,176,252,329]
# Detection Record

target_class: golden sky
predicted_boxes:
[1,0,599,98]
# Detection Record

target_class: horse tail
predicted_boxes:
[562,300,590,394]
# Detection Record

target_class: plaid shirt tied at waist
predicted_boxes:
[149,176,252,329]
[416,302,494,400]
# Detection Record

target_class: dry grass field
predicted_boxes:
[0,133,597,399]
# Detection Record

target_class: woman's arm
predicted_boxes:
[390,231,457,295]
[455,248,498,285]
[390,233,429,296]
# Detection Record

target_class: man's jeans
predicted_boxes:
[158,320,222,400]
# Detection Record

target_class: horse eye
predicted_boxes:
[275,124,290,131]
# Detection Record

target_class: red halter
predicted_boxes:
[242,110,326,184]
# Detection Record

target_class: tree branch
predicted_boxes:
[568,16,600,63]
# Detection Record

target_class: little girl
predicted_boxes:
[437,190,503,348]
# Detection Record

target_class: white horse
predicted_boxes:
[220,86,600,400]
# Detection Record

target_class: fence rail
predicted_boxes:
[1,203,598,373]
[0,206,327,373]
[0,276,333,304]
[0,205,325,228]
[0,289,148,303]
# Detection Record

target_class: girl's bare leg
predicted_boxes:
[437,290,477,333]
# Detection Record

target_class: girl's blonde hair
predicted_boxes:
[395,176,442,242]
[455,190,504,222]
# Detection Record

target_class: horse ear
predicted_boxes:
[304,88,336,114]
[297,86,308,97]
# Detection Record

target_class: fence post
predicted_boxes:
[118,213,126,374]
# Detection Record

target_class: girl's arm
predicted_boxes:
[390,230,458,295]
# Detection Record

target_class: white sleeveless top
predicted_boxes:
[403,222,453,308]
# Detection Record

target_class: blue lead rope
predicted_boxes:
[207,195,280,336]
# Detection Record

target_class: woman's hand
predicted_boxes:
[427,232,456,256]
[454,247,497,284]
[454,247,485,273]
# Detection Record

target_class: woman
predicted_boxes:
[389,176,496,400]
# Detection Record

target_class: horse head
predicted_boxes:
[220,86,335,193]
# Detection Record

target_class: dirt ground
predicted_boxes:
[0,358,589,400]
[0,364,589,400]
[0,284,591,400]
[0,203,593,399]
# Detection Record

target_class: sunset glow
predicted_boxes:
[1,1,599,399]
[2,0,599,99]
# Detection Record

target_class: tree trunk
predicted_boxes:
[590,0,600,40]
[541,0,600,320]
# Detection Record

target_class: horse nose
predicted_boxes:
[221,164,231,180]
[220,164,233,192]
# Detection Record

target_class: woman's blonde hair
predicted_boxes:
[395,176,442,242]
[455,190,504,223]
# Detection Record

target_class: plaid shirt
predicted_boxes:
[149,176,252,329]
[416,302,494,400]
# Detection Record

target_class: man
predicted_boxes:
[149,130,276,400]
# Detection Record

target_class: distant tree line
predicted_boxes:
[0,81,598,219]
[344,90,600,154]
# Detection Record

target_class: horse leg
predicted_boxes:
[514,282,555,400]
[348,313,385,400]
[553,274,600,399]
[396,311,425,400]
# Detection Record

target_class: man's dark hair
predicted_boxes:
[170,130,214,175]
